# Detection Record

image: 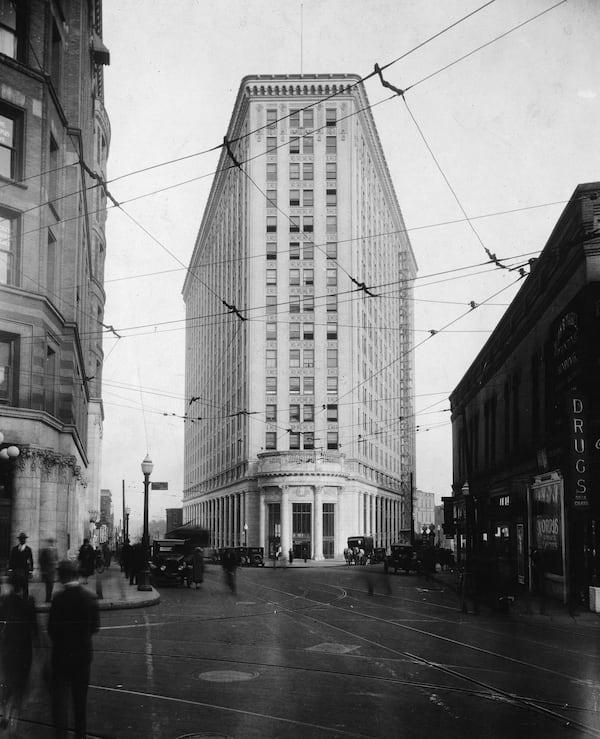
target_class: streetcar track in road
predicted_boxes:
[253,580,600,737]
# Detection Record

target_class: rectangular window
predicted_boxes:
[289,163,300,180]
[266,377,277,395]
[266,216,277,233]
[289,189,300,206]
[266,322,277,340]
[326,242,337,259]
[303,376,314,395]
[0,332,18,405]
[266,432,277,450]
[303,162,313,180]
[289,349,300,367]
[290,377,300,394]
[266,349,277,368]
[326,321,337,340]
[0,103,22,180]
[266,189,277,207]
[289,323,300,340]
[289,295,300,313]
[303,136,314,154]
[266,108,277,130]
[289,268,300,286]
[303,268,313,285]
[327,376,338,394]
[289,404,300,422]
[326,215,337,234]
[304,432,314,450]
[326,136,337,154]
[266,268,277,286]
[289,137,300,154]
[326,268,337,286]
[266,242,277,260]
[303,322,314,340]
[303,109,314,128]
[327,349,338,368]
[267,136,277,153]
[327,404,338,422]
[289,242,300,260]
[303,295,314,313]
[44,346,56,415]
[326,294,337,312]
[327,431,339,449]
[303,216,313,233]
[303,404,314,422]
[0,209,17,285]
[0,0,18,58]
[289,109,300,128]
[289,215,300,233]
[47,230,57,296]
[326,189,337,206]
[326,108,337,127]
[289,432,301,450]
[266,404,277,422]
[303,189,313,207]
[266,163,277,181]
[303,349,314,368]
[266,296,277,315]
[326,162,337,180]
[323,503,335,539]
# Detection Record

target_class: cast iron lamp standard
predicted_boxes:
[137,454,153,592]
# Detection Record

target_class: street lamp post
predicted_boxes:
[125,507,130,544]
[137,454,153,591]
[243,523,248,547]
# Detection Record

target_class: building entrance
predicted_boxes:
[292,503,311,560]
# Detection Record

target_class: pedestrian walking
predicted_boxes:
[221,549,238,594]
[191,547,204,589]
[120,539,132,577]
[288,548,294,565]
[47,559,100,739]
[0,576,37,735]
[129,542,145,585]
[77,539,95,584]
[7,533,33,599]
[39,538,58,603]
[302,546,308,563]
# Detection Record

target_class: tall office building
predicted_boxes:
[183,74,416,560]
[0,1,110,566]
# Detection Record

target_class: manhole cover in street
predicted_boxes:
[307,643,359,654]
[198,670,258,682]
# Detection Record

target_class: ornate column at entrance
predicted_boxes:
[313,485,323,561]
[280,485,290,558]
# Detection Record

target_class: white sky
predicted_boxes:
[99,0,599,536]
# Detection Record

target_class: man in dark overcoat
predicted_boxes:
[8,533,34,599]
[48,559,100,739]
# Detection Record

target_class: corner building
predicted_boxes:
[0,0,110,567]
[183,75,416,560]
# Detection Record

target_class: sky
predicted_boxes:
[99,0,599,537]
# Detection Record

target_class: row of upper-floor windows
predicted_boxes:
[266,375,338,395]
[266,188,338,208]
[266,107,337,131]
[265,294,338,315]
[267,215,337,234]
[265,430,339,451]
[266,162,337,180]
[266,403,338,423]
[266,135,337,155]
[266,348,337,368]
[267,267,337,286]
[266,321,337,341]
[266,241,338,260]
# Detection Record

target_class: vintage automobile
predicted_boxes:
[149,539,191,587]
[384,544,421,575]
[346,536,374,564]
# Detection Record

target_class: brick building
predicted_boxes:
[0,0,110,567]
[183,74,416,560]
[450,182,600,605]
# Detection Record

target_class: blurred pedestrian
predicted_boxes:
[48,560,100,739]
[302,546,308,563]
[0,575,37,735]
[77,539,94,584]
[120,539,131,577]
[39,538,58,603]
[221,549,237,594]
[8,533,33,599]
[288,548,294,565]
[191,547,204,589]
[130,542,146,586]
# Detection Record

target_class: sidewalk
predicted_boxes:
[29,563,160,613]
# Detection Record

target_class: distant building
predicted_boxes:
[166,508,183,533]
[0,1,110,566]
[414,489,435,538]
[450,182,600,605]
[183,74,416,560]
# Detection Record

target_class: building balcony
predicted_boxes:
[256,450,345,478]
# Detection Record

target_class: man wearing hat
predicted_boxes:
[8,533,34,599]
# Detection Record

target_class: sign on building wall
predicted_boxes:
[529,472,567,602]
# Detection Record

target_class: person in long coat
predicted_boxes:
[7,533,34,599]
[39,538,58,603]
[77,539,95,584]
[0,576,37,734]
[191,548,204,589]
[48,560,100,739]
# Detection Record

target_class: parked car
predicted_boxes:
[234,546,265,567]
[384,544,421,575]
[149,539,190,587]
